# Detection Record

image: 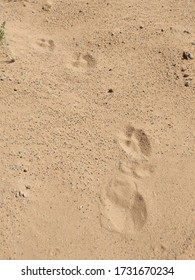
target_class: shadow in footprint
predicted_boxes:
[131,192,147,231]
[134,129,151,157]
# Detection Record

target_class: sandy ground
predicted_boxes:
[0,0,194,260]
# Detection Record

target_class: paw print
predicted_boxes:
[36,38,55,51]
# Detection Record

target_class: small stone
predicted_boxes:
[25,185,32,190]
[192,42,195,45]
[15,192,19,198]
[175,75,179,80]
[19,191,26,198]
[188,53,194,59]
[181,67,186,72]
[42,4,51,11]
[8,58,15,63]
[183,73,189,78]
[182,51,193,60]
[108,88,113,93]
[184,81,190,87]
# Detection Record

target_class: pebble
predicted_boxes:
[184,81,190,87]
[183,73,189,78]
[9,58,15,63]
[188,53,193,59]
[192,42,195,45]
[108,88,113,93]
[42,4,51,11]
[25,185,32,190]
[182,51,194,60]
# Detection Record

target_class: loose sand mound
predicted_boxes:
[0,0,194,259]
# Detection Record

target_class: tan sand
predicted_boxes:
[0,0,194,260]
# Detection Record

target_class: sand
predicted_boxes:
[0,0,194,260]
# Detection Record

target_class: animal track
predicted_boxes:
[36,38,55,51]
[100,174,147,235]
[118,125,151,160]
[72,53,96,69]
[100,124,154,236]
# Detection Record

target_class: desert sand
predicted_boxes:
[0,0,194,260]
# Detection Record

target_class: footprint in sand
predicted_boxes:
[36,38,55,51]
[100,174,147,235]
[118,125,151,160]
[71,52,96,70]
[100,125,154,236]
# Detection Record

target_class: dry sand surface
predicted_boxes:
[0,0,195,260]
